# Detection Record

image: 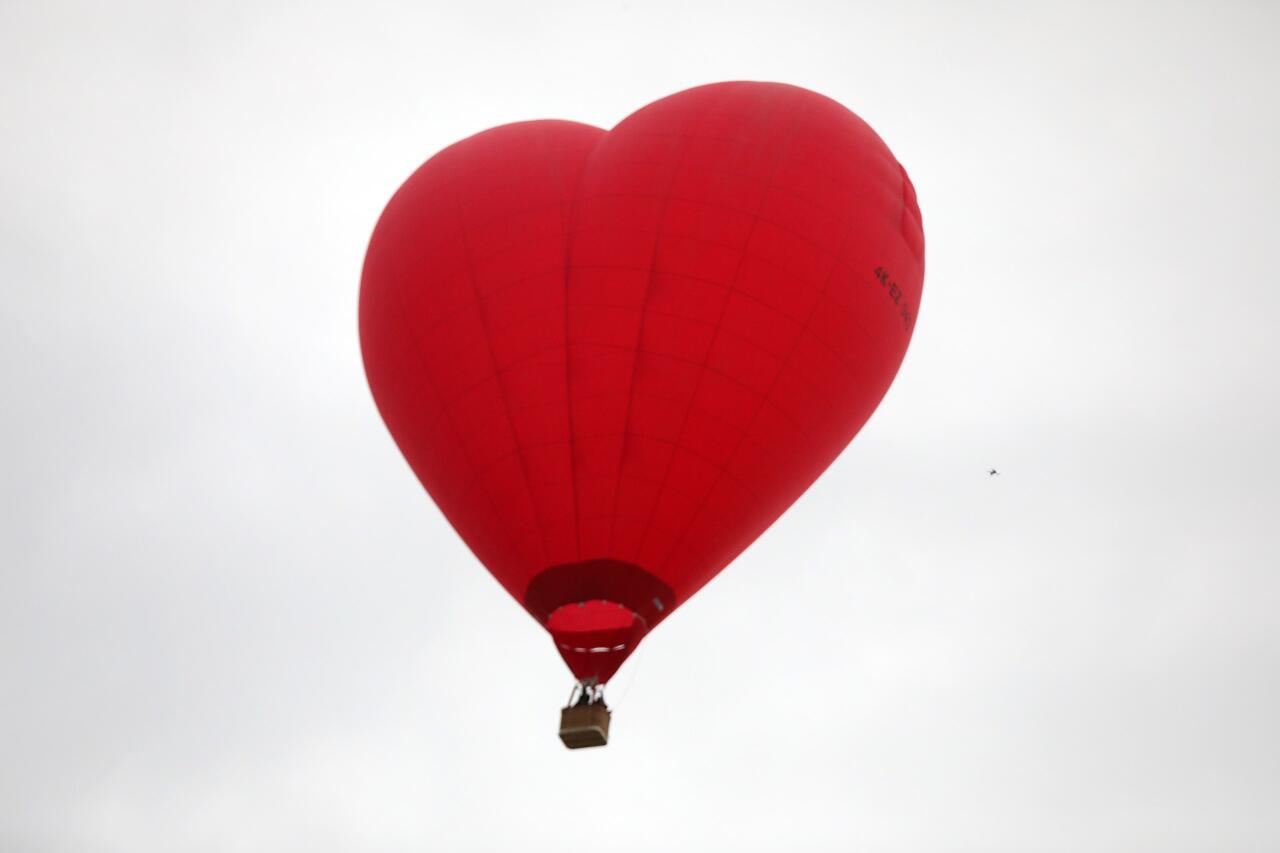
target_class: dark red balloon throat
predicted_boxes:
[524,559,674,683]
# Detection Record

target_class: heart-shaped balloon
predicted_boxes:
[360,82,924,684]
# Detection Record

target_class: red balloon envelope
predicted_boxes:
[360,82,924,685]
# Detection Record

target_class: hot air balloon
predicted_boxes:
[359,81,924,747]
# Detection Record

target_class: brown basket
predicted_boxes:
[559,704,611,749]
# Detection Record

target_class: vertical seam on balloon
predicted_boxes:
[448,161,551,570]
[632,88,812,571]
[543,130,574,577]
[650,147,911,578]
[407,251,874,372]
[386,220,528,578]
[444,424,766,530]
[559,131,603,568]
[604,107,710,558]
[653,149,877,579]
[381,131,887,268]
[396,327,828,458]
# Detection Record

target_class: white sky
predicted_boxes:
[3,2,1278,851]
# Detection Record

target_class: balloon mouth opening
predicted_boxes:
[547,599,637,632]
[547,600,644,650]
[523,558,674,628]
[522,559,674,683]
[547,600,646,684]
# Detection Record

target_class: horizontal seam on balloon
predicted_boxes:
[570,194,896,276]
[456,233,577,273]
[394,200,570,267]
[406,432,776,514]
[566,284,889,386]
[446,429,767,511]
[401,249,898,364]
[564,262,813,321]
[567,253,899,337]
[442,465,726,506]
[462,502,737,544]
[418,333,844,443]
[578,304,800,364]
[389,304,883,453]
[396,178,890,294]
[459,431,765,498]
[574,243,839,295]
[403,260,893,380]
[403,266,566,325]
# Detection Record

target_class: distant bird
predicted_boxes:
[988,469,999,476]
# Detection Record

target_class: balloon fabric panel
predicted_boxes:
[360,82,924,684]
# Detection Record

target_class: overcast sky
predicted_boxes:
[3,2,1279,851]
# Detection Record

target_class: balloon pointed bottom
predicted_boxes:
[559,703,611,749]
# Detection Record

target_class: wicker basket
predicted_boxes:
[559,704,611,749]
